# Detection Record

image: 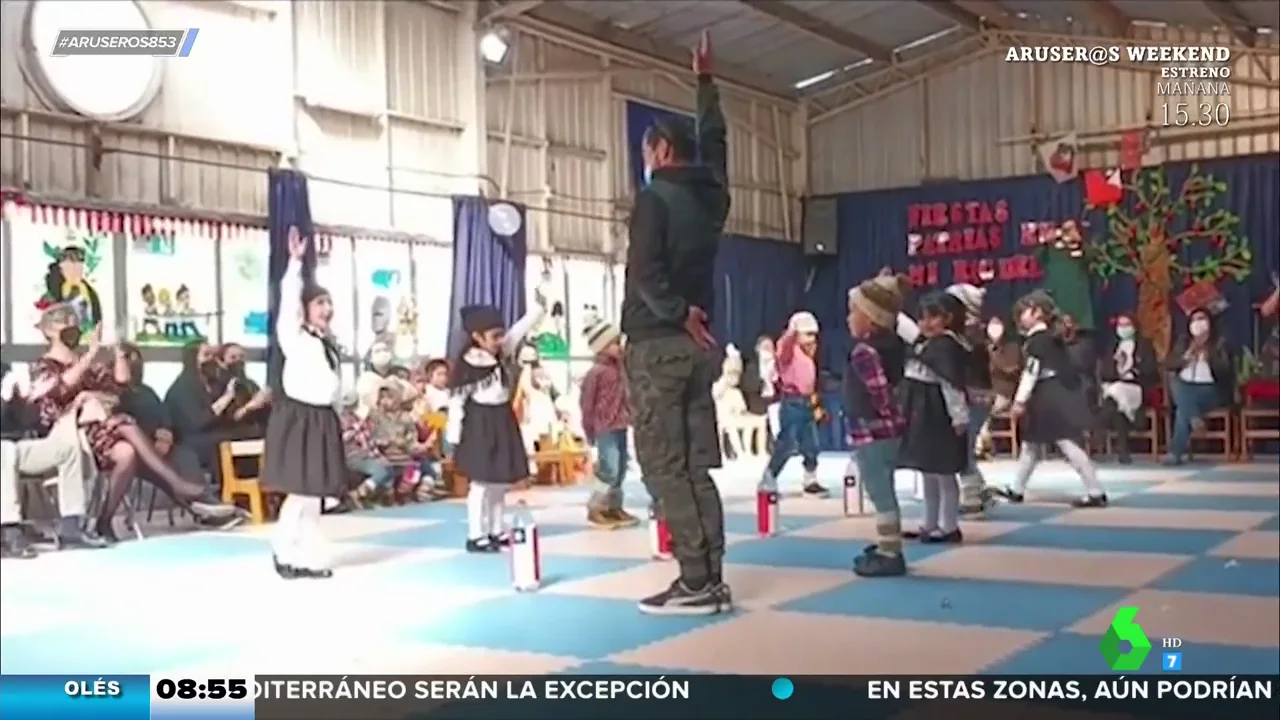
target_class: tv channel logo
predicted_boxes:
[1099,606,1152,671]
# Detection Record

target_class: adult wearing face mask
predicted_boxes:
[1059,314,1098,414]
[1164,308,1237,466]
[1096,315,1157,464]
[355,340,416,416]
[164,341,243,475]
[219,343,271,432]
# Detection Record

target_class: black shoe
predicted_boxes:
[991,486,1025,503]
[466,537,500,553]
[922,528,964,544]
[802,482,831,498]
[94,520,122,544]
[638,579,726,616]
[1117,453,1133,465]
[294,566,334,579]
[901,528,929,540]
[59,528,110,550]
[853,549,907,577]
[1,528,38,559]
[1071,493,1108,508]
[273,554,300,579]
[489,533,511,548]
[199,514,247,532]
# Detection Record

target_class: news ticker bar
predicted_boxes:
[0,674,1276,720]
[51,28,200,57]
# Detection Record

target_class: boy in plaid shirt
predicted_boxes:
[340,392,395,506]
[844,274,910,577]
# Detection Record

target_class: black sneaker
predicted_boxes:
[853,549,907,577]
[991,486,1025,503]
[293,566,334,579]
[802,482,831,498]
[59,528,110,550]
[466,537,500,553]
[1,528,38,559]
[1071,493,1108,508]
[637,579,724,616]
[901,528,930,540]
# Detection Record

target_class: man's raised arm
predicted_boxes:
[693,32,729,226]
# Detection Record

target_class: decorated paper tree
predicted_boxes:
[1087,165,1251,360]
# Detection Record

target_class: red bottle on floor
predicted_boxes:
[648,508,673,560]
[756,490,779,536]
[510,502,541,591]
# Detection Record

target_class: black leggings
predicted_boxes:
[96,424,208,534]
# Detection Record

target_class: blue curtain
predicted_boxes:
[447,196,527,357]
[808,154,1280,369]
[714,234,808,352]
[266,168,316,391]
[625,100,691,190]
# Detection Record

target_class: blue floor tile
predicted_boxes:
[99,533,267,565]
[0,622,242,675]
[359,521,583,549]
[722,512,828,536]
[1256,515,1280,531]
[782,577,1126,632]
[365,502,469,521]
[1152,556,1280,597]
[987,631,1280,675]
[381,552,642,590]
[403,594,733,659]
[1112,492,1280,513]
[986,523,1235,555]
[727,535,952,571]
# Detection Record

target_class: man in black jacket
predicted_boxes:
[623,32,731,616]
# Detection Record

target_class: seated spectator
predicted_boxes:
[219,343,271,432]
[2,363,108,555]
[355,341,416,416]
[1164,308,1237,465]
[28,305,238,542]
[164,341,261,481]
[1061,313,1098,411]
[1096,314,1157,464]
[370,385,429,500]
[118,343,216,505]
[339,392,394,507]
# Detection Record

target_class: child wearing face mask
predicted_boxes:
[760,312,828,497]
[446,295,545,553]
[1096,314,1157,464]
[1163,308,1236,466]
[897,293,971,543]
[993,291,1107,507]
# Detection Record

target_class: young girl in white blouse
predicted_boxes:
[446,292,545,553]
[265,228,347,579]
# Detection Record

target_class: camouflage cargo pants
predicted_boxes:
[625,334,726,587]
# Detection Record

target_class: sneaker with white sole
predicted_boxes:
[637,579,726,616]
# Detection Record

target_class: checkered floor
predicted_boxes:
[2,455,1277,677]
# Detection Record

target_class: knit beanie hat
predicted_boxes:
[584,318,621,355]
[848,274,907,329]
[945,283,986,318]
[789,311,819,334]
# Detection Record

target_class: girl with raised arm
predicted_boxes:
[265,228,346,579]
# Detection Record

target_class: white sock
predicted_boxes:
[272,495,306,566]
[1057,440,1105,496]
[466,482,489,540]
[937,474,960,533]
[920,474,941,532]
[1013,443,1040,494]
[486,484,507,538]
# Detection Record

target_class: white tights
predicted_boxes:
[467,481,508,540]
[272,494,327,570]
[920,473,960,534]
[1014,441,1105,497]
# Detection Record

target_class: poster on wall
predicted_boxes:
[7,204,117,345]
[354,237,415,365]
[126,217,218,347]
[525,255,568,361]
[564,257,607,358]
[412,243,452,360]
[218,224,270,349]
[314,233,356,359]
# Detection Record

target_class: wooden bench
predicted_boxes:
[218,439,269,524]
[533,448,589,486]
[1166,408,1235,461]
[1104,407,1164,461]
[1239,404,1280,460]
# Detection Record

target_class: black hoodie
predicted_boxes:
[621,75,731,343]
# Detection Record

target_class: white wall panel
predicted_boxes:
[810,27,1280,194]
[489,32,801,255]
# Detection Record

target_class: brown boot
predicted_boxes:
[607,508,640,528]
[587,507,618,528]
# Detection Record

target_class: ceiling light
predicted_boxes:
[480,31,508,64]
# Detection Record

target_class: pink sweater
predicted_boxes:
[775,330,817,396]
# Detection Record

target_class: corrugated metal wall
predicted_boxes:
[488,32,802,255]
[810,27,1280,194]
